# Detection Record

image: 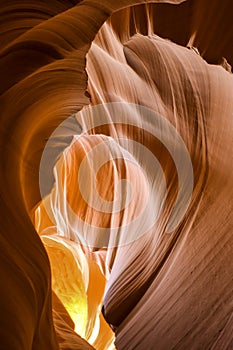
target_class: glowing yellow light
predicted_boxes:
[41,236,88,337]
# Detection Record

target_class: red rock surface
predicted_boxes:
[0,1,233,349]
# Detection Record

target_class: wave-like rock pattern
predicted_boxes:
[0,1,233,349]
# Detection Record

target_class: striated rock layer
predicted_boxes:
[0,1,233,349]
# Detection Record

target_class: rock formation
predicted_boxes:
[0,1,232,349]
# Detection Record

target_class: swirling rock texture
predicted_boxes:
[0,0,233,349]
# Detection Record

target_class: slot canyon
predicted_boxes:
[0,0,233,349]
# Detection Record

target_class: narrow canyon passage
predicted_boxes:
[0,1,233,349]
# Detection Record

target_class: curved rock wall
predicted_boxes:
[0,1,233,349]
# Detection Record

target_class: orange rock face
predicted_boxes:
[0,1,233,349]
